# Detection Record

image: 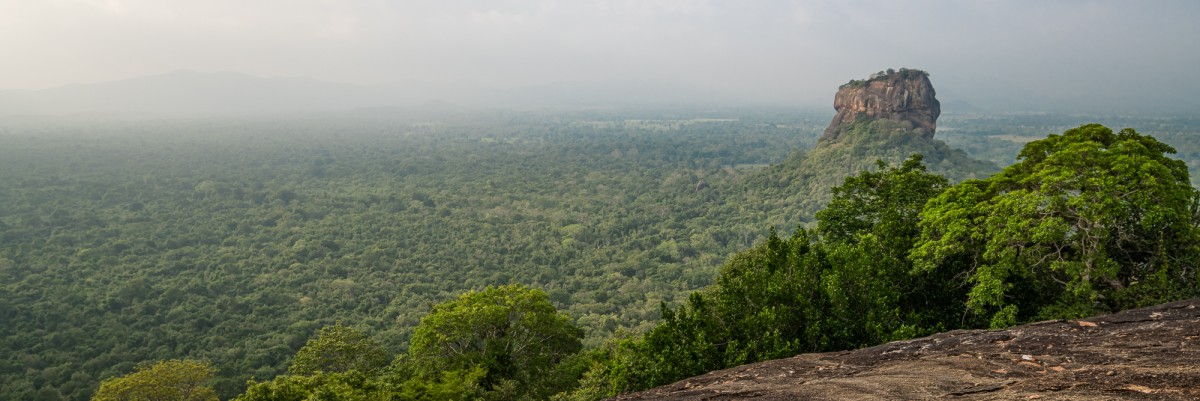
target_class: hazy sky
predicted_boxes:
[3,0,1199,109]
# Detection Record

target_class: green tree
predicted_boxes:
[92,360,218,401]
[408,284,583,399]
[238,342,484,401]
[594,228,830,392]
[236,367,486,401]
[591,157,956,394]
[237,372,376,401]
[816,154,962,331]
[912,124,1200,326]
[817,154,948,255]
[288,322,389,376]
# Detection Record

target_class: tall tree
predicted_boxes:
[816,154,961,330]
[912,124,1200,326]
[817,154,949,256]
[594,157,955,393]
[289,322,389,376]
[92,360,218,401]
[408,284,583,399]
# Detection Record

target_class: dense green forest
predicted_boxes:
[3,109,1200,400]
[566,124,1200,398]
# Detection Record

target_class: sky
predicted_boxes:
[2,0,1199,111]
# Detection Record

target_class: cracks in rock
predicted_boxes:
[944,381,1013,396]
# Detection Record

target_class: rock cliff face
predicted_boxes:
[823,68,940,141]
[612,299,1200,400]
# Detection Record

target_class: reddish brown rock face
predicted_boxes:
[823,70,940,141]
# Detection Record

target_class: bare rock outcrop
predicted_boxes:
[612,299,1200,400]
[823,68,940,141]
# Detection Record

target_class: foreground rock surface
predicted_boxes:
[612,299,1200,400]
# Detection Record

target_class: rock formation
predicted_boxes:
[823,68,940,141]
[611,298,1200,400]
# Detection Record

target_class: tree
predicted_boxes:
[236,367,485,401]
[817,154,949,259]
[912,124,1200,326]
[408,284,583,398]
[289,322,389,376]
[816,154,963,331]
[594,158,955,393]
[92,360,218,401]
[239,331,482,401]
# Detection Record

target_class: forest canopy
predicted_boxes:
[3,110,1200,401]
[141,123,1200,400]
[912,124,1200,326]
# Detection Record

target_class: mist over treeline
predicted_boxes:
[3,68,1199,117]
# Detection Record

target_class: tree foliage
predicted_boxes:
[409,284,584,399]
[912,124,1200,325]
[0,111,815,400]
[817,154,949,256]
[236,285,583,401]
[7,112,1200,401]
[569,125,1200,398]
[571,155,958,395]
[236,367,484,401]
[745,119,996,219]
[288,322,389,376]
[91,360,217,401]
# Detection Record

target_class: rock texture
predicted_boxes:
[823,69,940,141]
[612,299,1200,400]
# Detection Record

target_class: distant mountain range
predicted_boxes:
[0,70,743,117]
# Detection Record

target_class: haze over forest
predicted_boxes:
[7,2,1200,401]
[2,0,1199,115]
